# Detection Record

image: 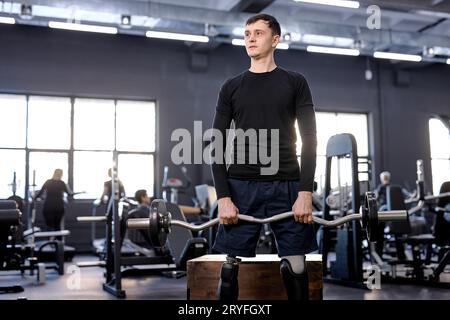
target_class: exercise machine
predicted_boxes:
[372,160,450,288]
[76,163,208,298]
[0,200,66,294]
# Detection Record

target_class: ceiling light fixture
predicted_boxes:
[307,45,360,56]
[373,51,422,62]
[48,21,118,34]
[294,0,360,9]
[0,16,15,24]
[146,30,209,43]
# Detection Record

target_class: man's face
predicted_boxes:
[142,194,151,205]
[244,20,279,59]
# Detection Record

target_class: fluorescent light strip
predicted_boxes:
[0,16,15,24]
[307,45,360,56]
[48,21,118,34]
[373,51,422,62]
[303,34,355,47]
[232,27,245,36]
[232,38,245,46]
[415,10,450,19]
[277,43,289,50]
[146,30,209,43]
[303,34,334,46]
[231,39,289,49]
[294,0,360,9]
[430,46,450,56]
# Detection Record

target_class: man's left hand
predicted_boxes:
[292,191,313,224]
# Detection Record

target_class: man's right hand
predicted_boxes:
[218,197,239,225]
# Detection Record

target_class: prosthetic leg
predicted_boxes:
[217,255,241,301]
[280,255,309,301]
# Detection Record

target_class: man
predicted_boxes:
[120,189,154,249]
[375,171,391,211]
[373,171,391,257]
[101,168,126,205]
[211,14,317,301]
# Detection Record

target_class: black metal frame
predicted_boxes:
[103,164,126,298]
[380,181,450,288]
[321,133,365,288]
[100,165,176,298]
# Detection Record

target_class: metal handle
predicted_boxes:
[77,216,107,222]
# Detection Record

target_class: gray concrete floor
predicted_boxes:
[1,255,449,300]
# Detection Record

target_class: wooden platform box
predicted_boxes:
[187,254,322,300]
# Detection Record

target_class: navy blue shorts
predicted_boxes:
[213,178,318,257]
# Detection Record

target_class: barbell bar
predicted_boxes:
[76,205,203,223]
[76,192,407,247]
[125,192,407,247]
[77,216,107,222]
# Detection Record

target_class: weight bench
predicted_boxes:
[22,227,69,275]
[0,200,24,293]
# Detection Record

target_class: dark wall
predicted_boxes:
[1,24,449,249]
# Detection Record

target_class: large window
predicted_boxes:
[296,112,369,192]
[0,94,27,148]
[0,150,26,198]
[0,94,27,198]
[116,100,156,152]
[74,98,115,150]
[429,118,450,195]
[0,94,156,200]
[72,98,156,199]
[73,151,113,199]
[28,96,71,149]
[72,98,116,199]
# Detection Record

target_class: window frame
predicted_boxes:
[296,110,371,193]
[0,92,158,200]
[429,115,450,195]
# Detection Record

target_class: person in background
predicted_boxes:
[375,171,391,211]
[101,168,126,205]
[120,189,154,249]
[373,171,391,257]
[35,169,73,231]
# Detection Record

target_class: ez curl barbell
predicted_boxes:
[78,192,407,247]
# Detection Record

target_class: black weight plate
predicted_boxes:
[365,192,379,242]
[149,199,169,248]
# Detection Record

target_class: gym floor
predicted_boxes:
[1,255,449,300]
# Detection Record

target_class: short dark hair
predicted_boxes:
[246,13,281,36]
[134,189,147,204]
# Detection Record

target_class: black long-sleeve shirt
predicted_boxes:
[102,179,126,203]
[211,67,317,199]
[35,179,71,209]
